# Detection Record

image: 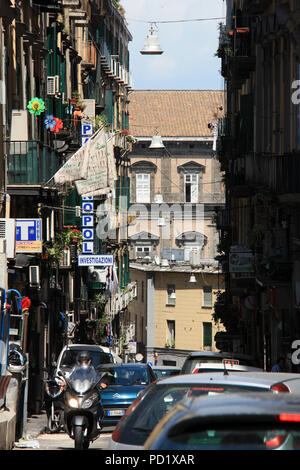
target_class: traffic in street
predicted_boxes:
[11,346,300,451]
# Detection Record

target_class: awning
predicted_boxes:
[53,127,118,197]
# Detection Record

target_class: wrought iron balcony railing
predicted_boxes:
[6,141,60,185]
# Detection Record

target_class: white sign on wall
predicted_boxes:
[82,196,94,254]
[78,254,114,266]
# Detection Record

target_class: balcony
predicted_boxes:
[221,30,255,83]
[245,152,300,195]
[6,141,60,186]
[80,41,97,69]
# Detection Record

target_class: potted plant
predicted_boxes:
[43,228,83,262]
[94,113,109,130]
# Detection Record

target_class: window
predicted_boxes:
[184,174,198,202]
[167,284,176,306]
[136,173,150,203]
[136,245,151,258]
[203,286,212,307]
[167,320,175,347]
[203,322,212,348]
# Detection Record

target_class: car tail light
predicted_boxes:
[278,413,300,422]
[271,382,290,393]
[266,434,287,449]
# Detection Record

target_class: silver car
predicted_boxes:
[181,351,259,374]
[144,392,300,450]
[108,371,300,450]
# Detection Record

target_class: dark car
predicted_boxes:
[109,371,300,450]
[55,344,114,378]
[181,351,258,374]
[144,393,300,450]
[98,363,156,426]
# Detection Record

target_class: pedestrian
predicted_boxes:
[271,356,286,372]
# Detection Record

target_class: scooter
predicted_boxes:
[44,377,64,433]
[59,366,105,450]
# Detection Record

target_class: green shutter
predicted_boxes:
[115,176,120,211]
[63,188,81,226]
[203,322,212,348]
[105,89,114,125]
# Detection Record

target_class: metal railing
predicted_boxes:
[6,141,60,185]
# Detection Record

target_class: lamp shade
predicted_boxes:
[189,274,197,283]
[140,28,163,55]
[149,135,165,149]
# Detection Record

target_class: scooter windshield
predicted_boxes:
[68,367,98,394]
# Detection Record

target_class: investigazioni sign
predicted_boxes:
[78,254,114,266]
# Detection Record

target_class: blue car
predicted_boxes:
[97,363,156,426]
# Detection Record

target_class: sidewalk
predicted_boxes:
[12,411,48,449]
[25,411,48,439]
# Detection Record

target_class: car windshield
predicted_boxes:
[97,366,149,385]
[159,427,300,450]
[154,369,179,379]
[115,383,269,446]
[60,350,113,370]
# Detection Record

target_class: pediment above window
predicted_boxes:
[129,231,160,245]
[175,231,207,247]
[130,161,157,174]
[177,161,205,174]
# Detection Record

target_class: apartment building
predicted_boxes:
[125,90,225,366]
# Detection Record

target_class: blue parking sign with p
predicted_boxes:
[81,121,93,147]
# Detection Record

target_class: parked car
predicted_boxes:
[108,371,300,450]
[152,365,181,380]
[144,392,300,450]
[181,351,259,374]
[98,363,156,426]
[54,344,114,378]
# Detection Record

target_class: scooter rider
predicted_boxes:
[63,350,108,428]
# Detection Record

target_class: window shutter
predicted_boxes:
[136,174,150,203]
[203,286,212,307]
[203,322,212,348]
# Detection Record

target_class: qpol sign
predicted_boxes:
[82,196,94,254]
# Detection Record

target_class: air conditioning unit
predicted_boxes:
[29,266,40,287]
[10,110,28,142]
[0,218,16,259]
[47,76,59,95]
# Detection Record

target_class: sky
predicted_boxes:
[121,0,226,90]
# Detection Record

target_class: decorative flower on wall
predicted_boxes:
[53,117,63,133]
[27,97,45,116]
[44,115,64,133]
[44,115,56,131]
